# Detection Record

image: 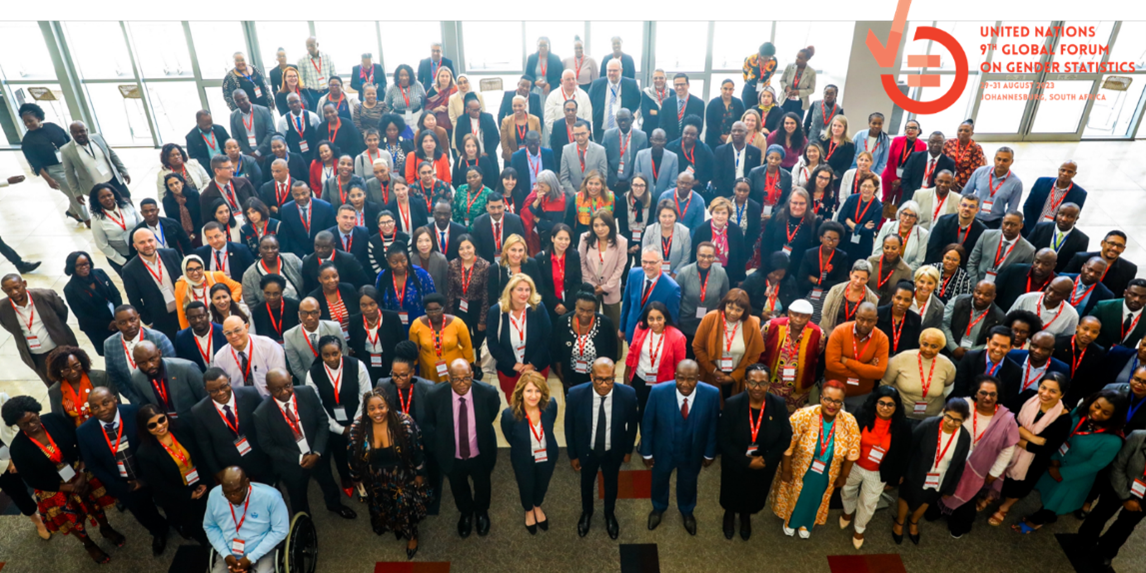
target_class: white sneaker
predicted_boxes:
[783,524,795,536]
[798,527,811,539]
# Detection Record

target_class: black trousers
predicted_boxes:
[579,451,623,516]
[1077,479,1146,560]
[512,458,555,511]
[631,374,650,422]
[445,457,492,515]
[924,497,978,536]
[327,433,352,485]
[426,454,443,514]
[281,455,342,516]
[0,235,25,265]
[123,488,169,537]
[0,470,37,516]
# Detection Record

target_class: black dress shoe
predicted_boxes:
[331,505,357,519]
[739,513,752,540]
[647,510,663,530]
[683,514,697,536]
[537,517,548,531]
[151,534,167,556]
[892,520,904,545]
[722,511,735,540]
[909,520,921,545]
[458,514,473,538]
[605,513,619,540]
[476,512,491,536]
[15,261,41,274]
[577,513,592,537]
[525,522,537,535]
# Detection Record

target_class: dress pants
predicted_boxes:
[840,464,885,533]
[123,487,169,538]
[0,235,27,265]
[43,164,89,221]
[281,455,342,516]
[445,457,492,515]
[29,351,52,386]
[780,99,805,119]
[327,433,352,485]
[213,552,275,573]
[580,451,622,515]
[0,470,38,516]
[1077,480,1146,560]
[512,456,556,511]
[650,458,700,515]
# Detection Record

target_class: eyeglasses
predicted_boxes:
[942,413,965,425]
[450,376,473,384]
[822,397,844,407]
[147,415,168,429]
[976,390,998,398]
[876,400,896,408]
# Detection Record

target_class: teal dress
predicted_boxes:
[452,185,491,231]
[788,418,835,530]
[1034,410,1122,515]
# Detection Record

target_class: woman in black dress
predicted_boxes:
[62,251,122,356]
[551,285,619,394]
[135,403,209,545]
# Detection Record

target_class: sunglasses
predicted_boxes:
[147,414,168,430]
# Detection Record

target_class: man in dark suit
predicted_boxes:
[640,360,719,536]
[1027,203,1087,272]
[326,204,371,272]
[619,250,682,343]
[416,43,455,89]
[279,181,337,257]
[266,136,311,188]
[994,248,1058,313]
[1021,161,1087,237]
[925,194,987,266]
[301,231,369,292]
[199,154,256,219]
[509,131,557,210]
[588,60,641,142]
[951,326,1020,402]
[130,199,192,258]
[130,341,207,422]
[376,341,441,511]
[602,110,649,193]
[1006,331,1070,398]
[659,74,705,144]
[942,280,1005,361]
[498,76,543,125]
[175,302,226,371]
[276,95,322,164]
[349,54,386,95]
[195,222,255,282]
[566,358,639,539]
[1062,256,1115,317]
[228,89,276,161]
[192,367,274,484]
[712,121,761,199]
[471,193,524,264]
[185,109,230,169]
[429,201,467,261]
[424,359,499,538]
[897,132,956,206]
[454,94,501,160]
[1054,317,1107,405]
[253,368,357,519]
[666,120,714,198]
[259,158,297,215]
[1089,279,1146,349]
[122,228,183,341]
[1064,230,1138,298]
[78,388,170,555]
[0,274,79,385]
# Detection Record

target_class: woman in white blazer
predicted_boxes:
[873,200,929,271]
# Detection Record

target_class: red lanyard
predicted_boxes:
[202,131,218,151]
[1070,336,1088,377]
[292,113,306,137]
[340,229,354,252]
[527,409,544,444]
[323,359,343,404]
[1071,415,1107,438]
[721,312,740,353]
[698,268,710,302]
[9,294,35,332]
[988,171,1009,198]
[854,197,875,224]
[646,330,665,369]
[660,233,673,260]
[843,295,861,321]
[102,417,124,455]
[972,404,999,445]
[298,202,312,234]
[399,86,411,109]
[1022,359,1043,391]
[618,130,632,160]
[821,102,837,127]
[509,309,527,343]
[527,152,541,182]
[818,412,836,458]
[393,273,408,308]
[900,138,916,165]
[965,306,989,339]
[573,316,593,358]
[956,224,971,245]
[464,187,483,220]
[577,146,587,173]
[515,122,528,143]
[552,253,566,300]
[939,271,955,298]
[1024,271,1051,295]
[923,157,938,186]
[29,431,62,463]
[682,144,695,166]
[242,112,254,133]
[230,338,254,380]
[151,377,171,410]
[891,315,905,353]
[784,220,800,246]
[817,247,835,284]
[460,263,475,297]
[160,436,191,467]
[397,202,411,232]
[933,427,957,469]
[277,395,302,435]
[122,329,144,369]
[864,135,881,156]
[877,256,896,289]
[985,355,1003,376]
[918,354,938,399]
[302,329,319,357]
[1070,277,1097,307]
[825,139,839,162]
[397,386,412,414]
[266,302,283,337]
[641,275,660,306]
[214,251,229,273]
[674,192,693,220]
[327,291,347,325]
[952,139,974,166]
[749,400,766,442]
[363,314,380,347]
[852,327,873,362]
[106,208,127,231]
[764,170,780,204]
[220,181,239,212]
[1125,312,1143,341]
[993,236,1016,268]
[1046,183,1073,215]
[1037,292,1067,330]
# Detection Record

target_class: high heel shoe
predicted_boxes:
[537,518,548,531]
[908,519,921,545]
[892,519,904,545]
[406,540,419,560]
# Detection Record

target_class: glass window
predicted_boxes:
[380,22,441,75]
[312,21,378,81]
[147,81,204,144]
[975,82,1029,134]
[255,22,311,74]
[773,22,854,103]
[64,22,135,80]
[655,22,707,72]
[909,74,975,138]
[591,22,644,74]
[85,83,152,146]
[464,74,526,119]
[127,22,193,79]
[1084,75,1145,138]
[931,21,991,73]
[525,22,585,65]
[1053,22,1115,68]
[190,22,248,80]
[463,22,523,72]
[712,22,771,71]
[1031,80,1094,133]
[0,22,57,80]
[1109,22,1146,70]
[10,84,72,128]
[989,22,1051,70]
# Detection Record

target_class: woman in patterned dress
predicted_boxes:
[551,286,619,394]
[759,300,823,413]
[942,120,986,193]
[45,346,118,427]
[349,389,429,560]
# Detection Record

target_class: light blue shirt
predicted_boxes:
[199,128,223,161]
[204,482,289,562]
[657,189,707,234]
[850,129,890,175]
[962,165,1023,222]
[1070,278,1095,312]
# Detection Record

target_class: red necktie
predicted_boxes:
[682,398,689,420]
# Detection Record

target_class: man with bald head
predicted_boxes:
[543,68,592,147]
[967,211,1035,284]
[713,120,761,197]
[60,120,130,211]
[1005,330,1070,396]
[634,127,680,195]
[602,108,648,193]
[1022,160,1088,237]
[1026,202,1088,272]
[641,359,719,535]
[203,466,289,573]
[275,92,322,163]
[994,247,1058,312]
[186,109,231,169]
[589,59,640,141]
[566,357,639,538]
[1009,276,1081,336]
[121,227,183,340]
[1062,256,1114,316]
[659,170,707,233]
[825,302,890,411]
[425,358,500,538]
[284,297,346,384]
[1055,315,1107,404]
[942,280,1006,360]
[129,339,206,421]
[213,315,286,397]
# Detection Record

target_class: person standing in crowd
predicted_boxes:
[877,281,922,355]
[803,85,843,143]
[824,302,889,412]
[760,300,822,412]
[1077,425,1146,571]
[376,342,441,513]
[910,155,960,230]
[578,211,627,344]
[159,145,211,201]
[241,235,303,308]
[963,148,1023,229]
[346,285,401,381]
[620,248,681,343]
[624,301,688,417]
[501,371,560,535]
[892,398,971,545]
[835,172,883,263]
[44,346,116,426]
[510,132,557,213]
[599,36,635,79]
[128,340,206,422]
[214,316,285,397]
[1,273,80,385]
[298,37,336,95]
[304,335,372,496]
[819,259,878,332]
[277,91,322,164]
[926,245,974,306]
[417,42,455,89]
[881,120,925,208]
[19,104,89,226]
[693,289,766,400]
[704,80,745,150]
[677,242,731,351]
[849,113,890,175]
[778,46,816,118]
[713,122,761,198]
[1022,161,1087,236]
[486,274,552,399]
[551,286,618,393]
[642,200,691,277]
[132,199,192,257]
[995,247,1057,312]
[101,305,172,403]
[185,110,230,171]
[535,223,580,327]
[867,235,914,306]
[1010,276,1081,337]
[634,128,680,196]
[883,328,957,421]
[191,368,274,484]
[943,120,987,192]
[387,65,427,131]
[0,394,51,541]
[203,467,289,573]
[444,235,490,371]
[693,197,746,284]
[1055,316,1108,405]
[222,52,270,109]
[875,202,929,271]
[278,182,336,257]
[228,89,275,162]
[61,121,130,202]
[175,302,226,370]
[796,221,849,307]
[1026,203,1087,273]
[409,293,474,384]
[1064,230,1139,297]
[135,403,209,545]
[1090,278,1146,350]
[120,228,183,341]
[741,43,778,106]
[500,97,542,165]
[925,193,986,266]
[317,77,358,123]
[839,386,912,549]
[967,212,1035,284]
[89,184,142,276]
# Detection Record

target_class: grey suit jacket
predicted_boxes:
[102,328,176,404]
[675,262,731,336]
[48,370,117,418]
[602,127,649,188]
[376,377,436,427]
[241,253,306,308]
[283,320,347,383]
[633,148,680,195]
[60,134,128,196]
[559,141,609,195]
[229,104,277,157]
[966,230,1036,284]
[129,357,207,421]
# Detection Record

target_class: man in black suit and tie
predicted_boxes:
[1064,230,1138,298]
[301,231,369,292]
[925,193,987,266]
[195,222,255,282]
[253,368,357,519]
[472,193,524,264]
[897,131,956,207]
[425,359,499,538]
[712,121,762,199]
[509,131,557,210]
[185,109,230,169]
[1062,256,1115,317]
[279,181,337,257]
[130,199,193,258]
[376,341,441,511]
[566,358,639,539]
[951,326,1021,405]
[1089,279,1146,350]
[994,249,1058,312]
[199,154,256,220]
[130,341,207,422]
[659,74,706,144]
[259,158,297,215]
[78,388,170,555]
[430,201,466,261]
[1027,203,1087,273]
[1054,317,1107,405]
[943,280,1006,362]
[588,60,641,143]
[175,302,226,371]
[417,42,455,89]
[122,228,183,341]
[326,204,371,272]
[191,368,274,483]
[498,76,543,125]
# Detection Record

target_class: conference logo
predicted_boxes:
[867,0,969,114]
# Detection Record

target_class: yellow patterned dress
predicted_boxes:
[770,405,861,526]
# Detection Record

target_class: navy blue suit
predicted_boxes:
[1060,272,1115,317]
[1021,177,1088,238]
[325,225,372,274]
[174,324,227,371]
[565,382,639,515]
[278,199,336,257]
[1005,350,1071,394]
[193,241,255,282]
[619,269,681,343]
[500,399,560,511]
[639,381,719,514]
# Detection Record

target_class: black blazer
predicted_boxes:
[376,377,436,428]
[424,380,500,473]
[7,413,81,492]
[137,426,206,511]
[712,143,762,198]
[429,222,468,261]
[486,302,552,375]
[994,264,1054,313]
[564,381,639,463]
[926,214,986,266]
[259,154,310,197]
[130,217,193,258]
[741,272,800,320]
[318,118,365,158]
[877,304,923,355]
[760,214,818,274]
[63,269,123,341]
[550,119,575,166]
[1064,251,1137,298]
[347,310,404,380]
[325,225,372,273]
[614,193,655,246]
[350,63,386,94]
[190,388,273,482]
[472,213,526,264]
[453,113,501,161]
[185,124,231,168]
[747,164,793,207]
[691,221,747,284]
[947,296,1005,351]
[76,404,140,500]
[497,91,543,126]
[666,139,715,193]
[639,90,670,137]
[703,96,746,149]
[121,248,183,337]
[657,94,705,143]
[599,53,636,78]
[794,245,850,297]
[1027,223,1088,273]
[855,413,914,485]
[274,89,320,116]
[301,250,369,293]
[366,230,411,277]
[716,392,792,476]
[899,151,956,204]
[307,284,362,323]
[954,349,1023,407]
[194,241,255,281]
[501,399,560,472]
[251,299,301,343]
[162,187,204,233]
[416,57,455,89]
[232,155,265,189]
[384,198,430,236]
[252,385,330,479]
[486,258,543,307]
[535,248,582,323]
[524,53,563,88]
[902,416,971,496]
[588,77,641,140]
[1054,335,1108,405]
[451,156,501,192]
[174,323,227,371]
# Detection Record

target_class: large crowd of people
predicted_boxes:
[1,33,1144,573]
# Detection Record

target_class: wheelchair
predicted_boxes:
[207,512,317,573]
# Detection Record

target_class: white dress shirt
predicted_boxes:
[11,295,56,355]
[273,395,311,462]
[213,334,288,397]
[590,387,614,452]
[304,360,372,434]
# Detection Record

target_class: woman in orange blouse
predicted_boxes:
[693,289,766,400]
[405,131,451,187]
[942,119,986,193]
[408,293,474,383]
[175,254,243,329]
[45,346,117,427]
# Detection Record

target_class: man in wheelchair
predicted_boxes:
[204,466,289,573]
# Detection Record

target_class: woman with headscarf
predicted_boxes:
[161,173,203,248]
[174,254,243,330]
[63,251,122,356]
[448,74,485,129]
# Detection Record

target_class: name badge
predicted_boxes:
[533,448,548,463]
[762,205,773,217]
[370,354,382,368]
[745,445,758,456]
[464,218,470,227]
[317,75,327,85]
[695,306,707,318]
[117,460,128,477]
[234,436,252,456]
[641,369,658,383]
[25,336,41,350]
[231,538,246,556]
[850,232,862,244]
[1058,442,1070,456]
[983,271,997,284]
[493,255,501,266]
[459,299,470,313]
[960,337,974,349]
[1043,214,1054,223]
[896,166,904,177]
[334,406,348,422]
[184,467,200,485]
[846,377,860,386]
[924,472,941,489]
[982,200,994,212]
[252,86,263,99]
[162,285,177,312]
[810,459,826,474]
[913,400,928,415]
[684,165,695,176]
[299,140,310,153]
[809,287,824,302]
[867,446,885,464]
[572,359,590,374]
[247,134,258,148]
[399,311,409,325]
[782,245,792,254]
[719,353,734,372]
[618,165,625,177]
[57,463,77,482]
[781,367,797,382]
[661,262,671,273]
[1132,479,1146,498]
[167,411,179,420]
[435,361,449,379]
[54,149,63,162]
[631,229,642,242]
[404,110,414,125]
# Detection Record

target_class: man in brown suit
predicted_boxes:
[0,273,79,384]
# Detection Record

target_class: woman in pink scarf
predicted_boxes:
[984,372,1074,526]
